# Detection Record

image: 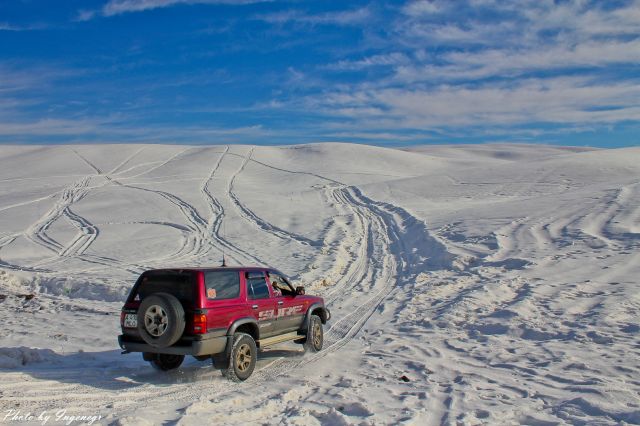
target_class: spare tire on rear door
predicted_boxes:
[137,292,185,348]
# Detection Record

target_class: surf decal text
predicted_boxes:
[258,305,303,321]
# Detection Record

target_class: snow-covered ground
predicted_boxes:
[0,143,638,425]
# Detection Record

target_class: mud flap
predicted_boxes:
[212,335,233,369]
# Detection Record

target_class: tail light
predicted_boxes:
[120,311,125,327]
[193,313,207,334]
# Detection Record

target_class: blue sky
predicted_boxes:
[1,0,639,147]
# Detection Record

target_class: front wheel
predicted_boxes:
[149,353,185,371]
[304,315,323,352]
[222,333,257,382]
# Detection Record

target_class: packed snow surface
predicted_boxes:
[0,143,638,425]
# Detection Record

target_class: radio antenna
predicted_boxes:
[221,219,227,267]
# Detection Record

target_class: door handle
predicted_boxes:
[277,301,284,305]
[252,304,258,309]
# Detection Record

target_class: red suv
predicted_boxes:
[118,267,330,381]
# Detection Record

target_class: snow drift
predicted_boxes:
[0,143,638,425]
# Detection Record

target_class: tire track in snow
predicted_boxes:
[24,177,92,256]
[110,179,208,266]
[314,186,452,355]
[124,147,193,179]
[614,182,640,235]
[110,147,263,268]
[69,147,103,175]
[225,150,343,185]
[581,184,640,250]
[227,148,321,247]
[0,191,64,214]
[488,183,640,266]
[116,146,264,267]
[28,177,140,274]
[321,186,371,305]
[26,148,191,273]
[12,174,137,274]
[104,147,214,267]
[198,146,262,266]
[58,206,99,257]
[45,148,104,260]
[260,184,453,376]
[108,147,146,175]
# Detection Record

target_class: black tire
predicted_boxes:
[149,353,184,371]
[304,315,323,352]
[222,333,257,382]
[137,292,185,348]
[193,355,210,362]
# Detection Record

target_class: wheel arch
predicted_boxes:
[227,317,260,341]
[301,303,329,331]
[217,318,260,371]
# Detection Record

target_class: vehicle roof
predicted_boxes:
[145,266,283,274]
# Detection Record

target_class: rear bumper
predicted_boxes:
[118,334,227,356]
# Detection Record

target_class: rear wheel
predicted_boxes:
[222,333,257,382]
[304,315,323,352]
[149,353,185,371]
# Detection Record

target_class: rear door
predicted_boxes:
[268,272,306,333]
[245,271,277,338]
[123,270,196,339]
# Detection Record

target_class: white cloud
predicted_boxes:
[0,119,100,136]
[402,1,443,16]
[304,77,640,129]
[390,38,640,84]
[79,0,271,20]
[398,0,640,48]
[75,10,98,22]
[326,52,411,71]
[0,22,46,31]
[522,0,640,38]
[258,7,372,26]
[0,23,23,31]
[317,0,640,130]
[0,116,270,142]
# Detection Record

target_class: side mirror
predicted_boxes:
[295,286,305,295]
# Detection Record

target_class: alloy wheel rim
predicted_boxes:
[236,344,252,372]
[313,322,322,348]
[144,305,168,337]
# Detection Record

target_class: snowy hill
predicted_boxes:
[0,143,638,425]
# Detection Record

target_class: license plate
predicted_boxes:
[124,314,137,328]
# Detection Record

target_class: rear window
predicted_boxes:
[205,271,240,300]
[132,271,195,304]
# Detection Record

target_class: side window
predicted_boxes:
[205,271,240,300]
[268,273,295,296]
[247,276,271,300]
